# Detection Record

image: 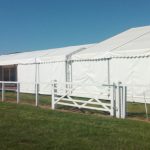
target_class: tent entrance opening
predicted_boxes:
[0,65,17,81]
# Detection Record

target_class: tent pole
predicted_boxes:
[65,47,85,83]
[65,59,72,83]
[2,66,4,81]
[16,65,18,82]
[9,68,11,81]
[107,58,110,85]
[65,61,68,82]
[70,61,72,82]
[35,58,39,106]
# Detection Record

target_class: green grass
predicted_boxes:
[0,102,150,150]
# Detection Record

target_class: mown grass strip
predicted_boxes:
[0,102,150,150]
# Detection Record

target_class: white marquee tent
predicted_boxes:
[0,44,94,94]
[1,25,150,103]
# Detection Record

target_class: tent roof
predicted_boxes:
[0,44,94,65]
[72,26,150,60]
[1,25,150,65]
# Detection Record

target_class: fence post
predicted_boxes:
[35,83,39,107]
[51,80,57,110]
[115,82,122,118]
[144,92,148,120]
[51,81,55,109]
[17,82,20,104]
[120,85,127,119]
[2,82,5,102]
[122,86,127,119]
[120,86,123,118]
[110,83,116,116]
[115,82,127,119]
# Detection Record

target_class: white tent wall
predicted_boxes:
[16,55,150,104]
[38,62,66,95]
[70,57,150,103]
[0,44,94,95]
[71,60,110,98]
[17,61,66,95]
[110,57,150,103]
[18,64,36,93]
[17,60,76,95]
[17,61,72,95]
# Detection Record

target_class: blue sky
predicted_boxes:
[0,0,150,54]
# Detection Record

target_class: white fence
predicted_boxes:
[0,81,127,119]
[0,81,19,103]
[0,81,40,106]
[126,84,150,104]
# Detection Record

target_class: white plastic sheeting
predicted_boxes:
[18,64,36,93]
[71,60,109,98]
[110,58,150,103]
[38,62,66,95]
[74,60,109,84]
[15,44,94,94]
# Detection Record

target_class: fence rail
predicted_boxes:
[51,81,127,119]
[0,81,127,119]
[0,81,42,106]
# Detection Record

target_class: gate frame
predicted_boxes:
[51,81,127,119]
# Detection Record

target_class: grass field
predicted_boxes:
[0,102,150,150]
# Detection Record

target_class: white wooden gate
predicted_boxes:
[51,81,127,118]
[0,81,127,119]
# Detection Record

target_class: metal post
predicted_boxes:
[2,67,4,81]
[118,85,127,119]
[119,85,122,118]
[51,81,55,110]
[107,59,110,85]
[51,80,57,110]
[35,83,39,107]
[116,82,122,118]
[120,86,124,118]
[51,83,54,109]
[115,84,119,118]
[119,85,123,119]
[110,83,116,116]
[35,58,39,107]
[144,92,148,120]
[2,82,4,102]
[121,86,127,119]
[17,83,20,104]
[115,84,127,119]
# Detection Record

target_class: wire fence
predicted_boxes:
[0,82,52,108]
[126,85,150,120]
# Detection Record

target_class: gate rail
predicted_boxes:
[52,81,127,119]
